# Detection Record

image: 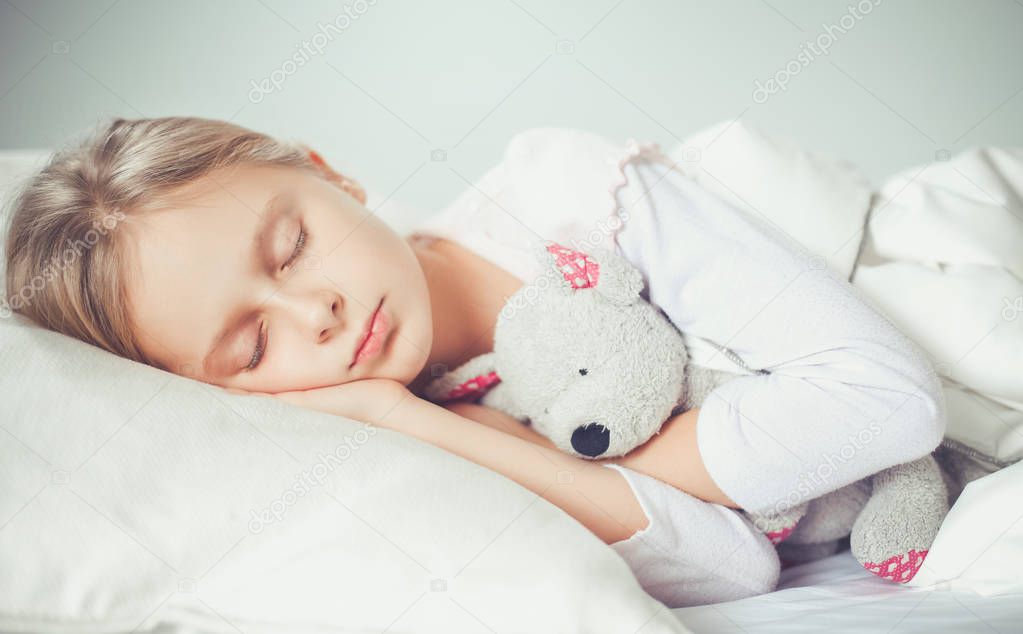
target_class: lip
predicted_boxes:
[349,297,389,369]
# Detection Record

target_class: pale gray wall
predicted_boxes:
[2,0,1021,223]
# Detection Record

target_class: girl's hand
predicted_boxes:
[223,379,412,425]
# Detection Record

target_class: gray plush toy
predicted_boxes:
[425,240,950,583]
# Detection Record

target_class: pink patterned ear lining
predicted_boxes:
[765,525,796,545]
[546,242,600,289]
[443,371,501,402]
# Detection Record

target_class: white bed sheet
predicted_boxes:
[671,552,1023,633]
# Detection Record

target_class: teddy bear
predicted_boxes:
[424,239,955,583]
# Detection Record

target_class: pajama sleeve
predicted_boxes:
[613,158,946,514]
[602,463,779,608]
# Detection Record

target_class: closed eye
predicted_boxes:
[246,321,267,371]
[246,226,307,372]
[281,225,307,272]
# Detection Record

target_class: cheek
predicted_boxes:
[357,233,416,285]
[330,239,401,288]
[266,326,323,383]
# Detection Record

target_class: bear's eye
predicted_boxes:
[578,368,588,376]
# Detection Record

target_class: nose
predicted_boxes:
[277,286,344,343]
[318,295,342,343]
[571,422,610,457]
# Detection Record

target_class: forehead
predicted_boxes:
[124,165,302,371]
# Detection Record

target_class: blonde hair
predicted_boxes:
[2,116,319,370]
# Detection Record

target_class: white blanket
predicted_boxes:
[855,146,1023,465]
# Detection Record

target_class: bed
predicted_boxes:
[674,551,1023,633]
[1,119,1020,633]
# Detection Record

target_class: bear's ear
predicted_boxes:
[532,240,644,306]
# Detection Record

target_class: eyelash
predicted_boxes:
[246,225,308,371]
[281,226,308,271]
[246,321,267,371]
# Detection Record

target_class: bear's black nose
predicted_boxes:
[571,423,610,457]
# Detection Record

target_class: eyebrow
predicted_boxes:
[201,191,292,374]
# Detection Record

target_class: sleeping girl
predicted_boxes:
[2,116,945,608]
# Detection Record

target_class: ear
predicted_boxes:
[532,240,645,306]
[305,148,367,205]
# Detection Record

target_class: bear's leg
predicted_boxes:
[744,502,808,545]
[851,454,948,583]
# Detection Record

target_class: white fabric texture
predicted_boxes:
[0,152,690,634]
[672,549,1023,633]
[909,457,1023,594]
[603,463,780,608]
[852,146,1023,465]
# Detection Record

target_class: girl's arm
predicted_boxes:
[444,400,738,508]
[443,401,782,607]
[614,159,946,515]
[267,379,650,544]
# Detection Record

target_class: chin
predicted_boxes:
[402,333,433,385]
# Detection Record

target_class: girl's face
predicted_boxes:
[125,162,433,393]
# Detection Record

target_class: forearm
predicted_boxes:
[444,401,560,449]
[447,401,738,509]
[378,392,649,544]
[607,407,737,508]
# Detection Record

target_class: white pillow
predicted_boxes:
[667,119,875,280]
[910,458,1023,594]
[0,151,689,633]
